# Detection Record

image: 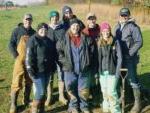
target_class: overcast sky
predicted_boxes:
[4,0,45,5]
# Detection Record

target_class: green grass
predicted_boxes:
[0,4,150,113]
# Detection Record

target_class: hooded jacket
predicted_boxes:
[114,18,143,60]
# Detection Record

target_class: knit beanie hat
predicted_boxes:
[48,10,59,19]
[69,18,80,26]
[62,5,72,15]
[37,23,48,31]
[100,22,111,32]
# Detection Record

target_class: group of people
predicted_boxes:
[9,5,143,113]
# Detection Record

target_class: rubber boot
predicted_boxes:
[130,88,141,113]
[58,81,68,105]
[31,100,40,113]
[9,91,18,113]
[22,85,32,106]
[45,81,53,106]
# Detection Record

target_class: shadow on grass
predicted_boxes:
[0,85,10,89]
[0,78,5,82]
[46,105,68,113]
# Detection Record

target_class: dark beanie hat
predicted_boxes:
[69,18,80,26]
[62,5,72,15]
[37,23,48,31]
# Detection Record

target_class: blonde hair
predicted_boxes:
[97,35,113,47]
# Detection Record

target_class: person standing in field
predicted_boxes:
[26,23,57,113]
[9,13,35,113]
[56,18,95,113]
[97,22,122,113]
[61,5,85,31]
[114,8,143,113]
[82,12,100,105]
[45,10,68,106]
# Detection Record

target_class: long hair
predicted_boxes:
[97,33,113,47]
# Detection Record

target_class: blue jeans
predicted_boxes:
[30,72,50,100]
[123,57,140,89]
[64,71,90,111]
[99,71,121,113]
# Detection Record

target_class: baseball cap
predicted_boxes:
[119,8,130,16]
[24,13,32,20]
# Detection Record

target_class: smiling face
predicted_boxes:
[64,11,73,19]
[23,18,32,29]
[119,15,130,23]
[87,17,96,28]
[70,23,80,35]
[38,27,48,37]
[101,29,111,40]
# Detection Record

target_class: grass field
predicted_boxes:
[0,3,150,113]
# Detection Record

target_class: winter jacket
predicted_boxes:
[97,38,122,77]
[61,15,85,31]
[26,34,57,78]
[47,23,65,43]
[56,32,95,73]
[9,23,35,58]
[114,18,143,60]
[82,24,100,74]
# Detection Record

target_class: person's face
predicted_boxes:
[70,23,80,35]
[87,18,96,28]
[23,18,32,29]
[101,29,111,40]
[64,11,73,19]
[119,15,130,23]
[50,16,59,25]
[38,28,47,37]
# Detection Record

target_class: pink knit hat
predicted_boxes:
[100,22,111,32]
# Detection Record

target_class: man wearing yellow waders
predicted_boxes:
[9,14,35,113]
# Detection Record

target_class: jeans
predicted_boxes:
[123,57,140,89]
[99,71,121,113]
[30,72,50,100]
[64,71,90,111]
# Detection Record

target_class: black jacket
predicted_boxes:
[97,39,122,77]
[47,24,65,43]
[56,32,96,73]
[9,24,35,58]
[26,34,57,77]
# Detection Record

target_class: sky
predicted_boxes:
[2,0,45,5]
